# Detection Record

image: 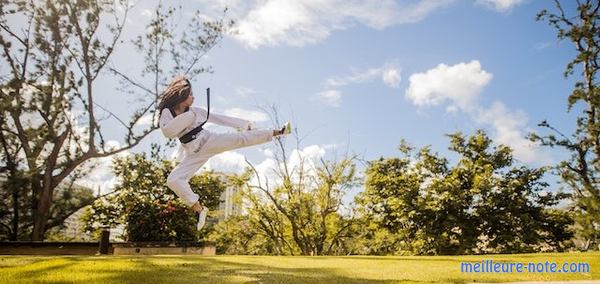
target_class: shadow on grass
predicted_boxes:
[6,256,435,283]
[109,257,396,284]
[3,257,79,282]
[5,255,595,284]
[316,256,469,262]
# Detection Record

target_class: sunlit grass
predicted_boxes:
[0,252,597,283]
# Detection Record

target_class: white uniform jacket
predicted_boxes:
[159,106,251,160]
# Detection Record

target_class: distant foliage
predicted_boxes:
[359,131,573,255]
[210,215,273,255]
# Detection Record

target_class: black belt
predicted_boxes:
[179,125,204,144]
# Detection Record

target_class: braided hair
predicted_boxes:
[158,75,192,112]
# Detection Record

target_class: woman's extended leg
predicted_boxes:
[199,129,275,155]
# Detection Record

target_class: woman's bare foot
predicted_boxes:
[191,201,204,213]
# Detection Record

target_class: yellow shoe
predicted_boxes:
[282,122,292,135]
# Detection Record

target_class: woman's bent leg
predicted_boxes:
[166,153,210,207]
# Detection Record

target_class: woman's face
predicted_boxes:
[179,90,194,108]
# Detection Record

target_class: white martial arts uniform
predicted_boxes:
[160,106,273,207]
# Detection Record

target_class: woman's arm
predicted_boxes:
[192,107,251,130]
[159,109,196,138]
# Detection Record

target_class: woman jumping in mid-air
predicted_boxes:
[158,75,291,230]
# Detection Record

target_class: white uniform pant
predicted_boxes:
[166,129,273,207]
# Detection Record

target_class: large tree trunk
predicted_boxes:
[31,179,53,241]
[31,214,46,241]
[31,197,51,241]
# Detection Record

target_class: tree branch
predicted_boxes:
[109,67,155,95]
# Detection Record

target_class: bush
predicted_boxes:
[82,149,224,242]
[126,201,197,242]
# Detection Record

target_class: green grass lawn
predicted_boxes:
[0,252,598,283]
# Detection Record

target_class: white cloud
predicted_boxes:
[321,143,340,150]
[136,114,155,126]
[475,0,526,13]
[327,68,381,87]
[196,144,332,192]
[235,87,259,97]
[391,0,457,24]
[405,60,492,111]
[261,148,275,158]
[215,96,232,104]
[404,60,549,164]
[313,90,342,107]
[317,63,401,107]
[198,0,523,49]
[326,63,401,88]
[141,9,153,18]
[383,68,402,88]
[234,0,328,49]
[476,102,550,164]
[201,150,248,174]
[534,42,552,51]
[250,144,329,189]
[292,144,325,163]
[79,158,118,195]
[253,155,280,186]
[224,107,269,122]
[133,114,158,138]
[210,0,455,49]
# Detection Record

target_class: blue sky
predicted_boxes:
[83,0,580,199]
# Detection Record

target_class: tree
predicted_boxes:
[1,176,95,241]
[207,120,360,256]
[533,0,600,250]
[82,147,224,242]
[0,110,26,241]
[0,0,231,240]
[248,158,358,255]
[0,172,29,240]
[360,131,573,255]
[338,212,411,255]
[209,215,274,255]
